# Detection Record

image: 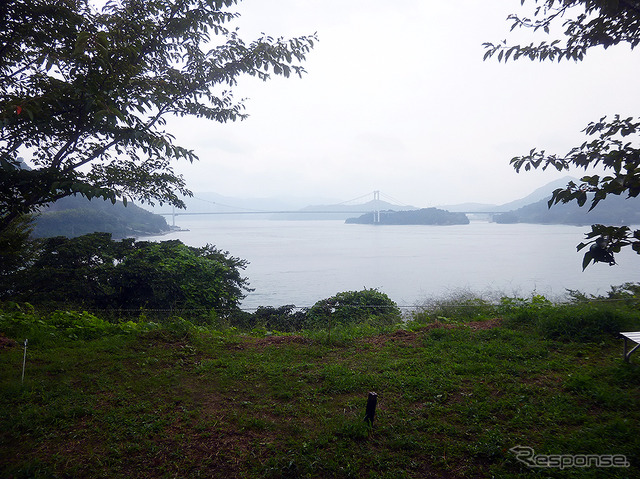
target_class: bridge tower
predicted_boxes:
[373,190,380,224]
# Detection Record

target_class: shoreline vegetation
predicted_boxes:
[1,286,639,478]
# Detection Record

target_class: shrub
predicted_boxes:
[607,282,640,308]
[536,304,639,342]
[224,305,307,332]
[498,286,640,342]
[541,284,640,341]
[0,303,53,345]
[46,310,117,340]
[306,289,401,330]
[0,303,159,344]
[251,305,307,332]
[499,294,553,327]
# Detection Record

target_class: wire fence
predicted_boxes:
[20,295,639,318]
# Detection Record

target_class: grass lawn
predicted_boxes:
[1,318,639,478]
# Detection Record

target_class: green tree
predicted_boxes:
[4,233,251,318]
[484,0,640,268]
[0,215,37,296]
[115,240,250,313]
[0,0,316,234]
[5,232,122,306]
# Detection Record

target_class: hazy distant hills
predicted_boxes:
[441,175,640,225]
[152,179,576,218]
[438,176,578,213]
[493,194,640,226]
[29,174,640,238]
[149,192,418,220]
[276,199,418,221]
[150,191,344,215]
[152,176,640,226]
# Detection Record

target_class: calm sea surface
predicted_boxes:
[140,218,639,309]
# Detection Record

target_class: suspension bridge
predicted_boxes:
[159,190,414,226]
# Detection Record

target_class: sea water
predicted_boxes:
[139,218,639,309]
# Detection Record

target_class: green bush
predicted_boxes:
[498,287,640,342]
[250,305,306,332]
[536,304,640,342]
[46,310,117,340]
[499,294,553,327]
[0,303,53,345]
[607,282,640,308]
[306,289,401,330]
[0,303,159,344]
[223,307,304,332]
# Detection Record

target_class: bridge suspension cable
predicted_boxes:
[378,191,413,208]
[334,191,377,206]
[191,196,271,212]
[162,190,414,224]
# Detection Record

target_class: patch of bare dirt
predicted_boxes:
[226,319,504,350]
[363,318,503,347]
[365,328,422,347]
[228,334,312,350]
[465,317,502,330]
[0,334,17,350]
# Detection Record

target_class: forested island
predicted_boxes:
[345,207,470,225]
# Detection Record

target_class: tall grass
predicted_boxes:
[410,286,640,343]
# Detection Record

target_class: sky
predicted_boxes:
[162,0,640,207]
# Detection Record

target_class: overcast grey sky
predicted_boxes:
[164,0,640,207]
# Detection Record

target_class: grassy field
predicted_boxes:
[1,303,639,478]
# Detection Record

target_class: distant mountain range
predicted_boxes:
[274,199,419,221]
[437,176,579,213]
[148,192,417,221]
[149,191,344,216]
[29,175,640,238]
[168,176,578,218]
[440,175,640,226]
[493,193,640,226]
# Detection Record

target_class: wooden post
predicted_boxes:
[364,391,377,426]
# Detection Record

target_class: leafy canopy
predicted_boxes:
[2,232,251,317]
[484,0,640,267]
[0,0,316,233]
[306,289,402,329]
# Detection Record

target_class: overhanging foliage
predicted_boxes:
[0,0,316,233]
[484,0,640,266]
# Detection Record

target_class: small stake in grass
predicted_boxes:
[364,391,377,426]
[21,339,28,384]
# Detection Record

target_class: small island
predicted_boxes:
[345,208,469,225]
